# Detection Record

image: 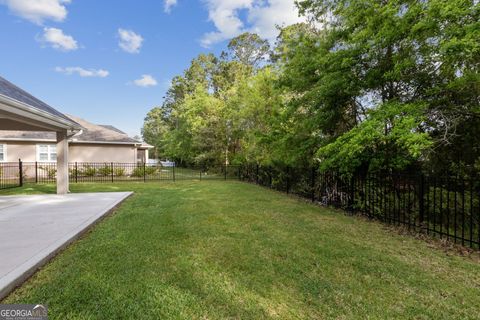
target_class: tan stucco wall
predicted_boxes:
[69,143,137,163]
[1,142,37,162]
[0,141,137,163]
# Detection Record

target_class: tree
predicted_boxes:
[289,0,479,173]
[275,22,362,165]
[227,67,285,164]
[142,1,479,175]
[141,107,171,159]
[225,32,271,68]
[317,102,432,174]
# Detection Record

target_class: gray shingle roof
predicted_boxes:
[0,114,141,144]
[0,75,76,125]
[98,125,126,134]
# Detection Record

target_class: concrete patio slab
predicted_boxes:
[0,192,132,300]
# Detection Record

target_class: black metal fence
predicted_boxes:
[0,161,22,190]
[239,164,480,250]
[16,161,241,184]
[2,160,479,250]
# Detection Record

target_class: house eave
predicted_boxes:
[0,94,82,131]
[0,137,142,146]
[0,138,55,142]
[71,140,141,146]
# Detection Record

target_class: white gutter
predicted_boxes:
[68,129,83,139]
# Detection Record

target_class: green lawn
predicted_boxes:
[2,181,480,319]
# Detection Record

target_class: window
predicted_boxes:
[0,144,6,162]
[36,144,57,162]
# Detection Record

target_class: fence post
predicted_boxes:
[18,159,23,187]
[111,162,114,183]
[286,166,290,194]
[224,164,227,180]
[418,173,425,225]
[143,162,146,183]
[173,165,176,182]
[256,164,259,184]
[35,161,38,184]
[75,162,78,183]
[311,167,316,202]
[200,168,202,181]
[349,175,355,212]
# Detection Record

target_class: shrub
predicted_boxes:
[40,166,56,179]
[98,164,113,176]
[145,166,158,175]
[114,167,126,177]
[131,166,144,177]
[131,165,158,177]
[82,165,97,177]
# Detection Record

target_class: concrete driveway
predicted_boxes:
[0,192,132,300]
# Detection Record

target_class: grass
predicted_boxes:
[2,181,480,319]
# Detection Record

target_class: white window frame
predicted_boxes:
[36,144,57,162]
[0,144,6,162]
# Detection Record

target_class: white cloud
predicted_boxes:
[133,74,158,87]
[201,0,252,47]
[200,0,305,47]
[164,0,177,13]
[55,67,109,78]
[248,0,306,39]
[118,28,143,54]
[0,0,71,24]
[38,27,78,51]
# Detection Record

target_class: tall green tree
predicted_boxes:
[143,1,478,174]
[288,0,479,172]
[224,32,271,68]
[142,33,270,165]
[141,106,171,159]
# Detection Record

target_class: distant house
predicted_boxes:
[0,114,152,163]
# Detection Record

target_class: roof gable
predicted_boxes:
[66,115,139,143]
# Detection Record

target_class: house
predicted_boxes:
[0,76,81,193]
[0,114,152,164]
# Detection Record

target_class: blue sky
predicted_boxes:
[0,0,303,137]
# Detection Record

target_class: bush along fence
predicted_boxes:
[0,160,241,187]
[238,164,480,250]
